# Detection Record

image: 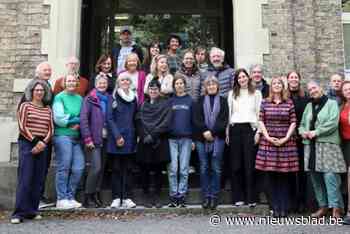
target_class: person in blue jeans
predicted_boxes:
[168,76,194,208]
[52,74,85,210]
[193,76,228,210]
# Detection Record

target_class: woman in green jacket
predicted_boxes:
[299,80,346,219]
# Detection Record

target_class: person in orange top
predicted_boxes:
[11,79,54,224]
[53,56,89,97]
[340,80,350,225]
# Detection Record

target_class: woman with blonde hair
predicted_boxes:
[53,74,85,210]
[117,52,146,105]
[144,54,173,96]
[256,76,299,217]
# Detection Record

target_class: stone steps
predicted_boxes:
[41,204,271,216]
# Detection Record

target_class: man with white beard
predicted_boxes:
[200,47,234,97]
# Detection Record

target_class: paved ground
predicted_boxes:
[1,212,350,234]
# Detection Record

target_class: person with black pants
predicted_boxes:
[107,75,138,209]
[136,79,172,208]
[286,71,311,213]
[227,69,262,207]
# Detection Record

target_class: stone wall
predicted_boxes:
[0,0,48,119]
[262,0,345,84]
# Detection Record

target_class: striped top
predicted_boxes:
[17,102,54,144]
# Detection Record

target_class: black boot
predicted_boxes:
[154,194,162,209]
[83,194,98,208]
[143,190,153,208]
[178,197,186,208]
[202,198,210,209]
[93,193,103,207]
[210,198,218,210]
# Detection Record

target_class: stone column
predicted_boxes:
[232,0,270,69]
[42,0,82,80]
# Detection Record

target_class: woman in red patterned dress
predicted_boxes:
[255,76,299,217]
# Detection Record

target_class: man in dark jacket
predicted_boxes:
[111,26,144,74]
[326,73,343,106]
[249,64,270,98]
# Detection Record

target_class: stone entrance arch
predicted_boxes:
[41,0,269,82]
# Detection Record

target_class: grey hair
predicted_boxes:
[35,61,51,78]
[307,79,323,89]
[330,73,344,81]
[65,56,80,75]
[24,79,52,105]
[209,47,225,58]
[249,64,265,75]
[203,75,220,95]
[94,73,108,87]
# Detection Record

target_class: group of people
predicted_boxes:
[10,26,350,226]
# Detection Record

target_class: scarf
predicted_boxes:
[180,63,198,76]
[96,91,108,116]
[308,95,328,171]
[117,88,135,103]
[203,94,221,154]
[138,98,172,147]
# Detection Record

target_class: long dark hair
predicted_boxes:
[143,41,161,68]
[286,71,305,97]
[232,68,255,99]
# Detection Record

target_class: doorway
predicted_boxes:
[80,0,234,77]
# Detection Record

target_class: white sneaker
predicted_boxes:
[33,214,43,220]
[189,166,196,174]
[110,198,121,208]
[56,199,75,210]
[234,201,245,207]
[122,199,136,209]
[69,199,82,208]
[10,217,21,224]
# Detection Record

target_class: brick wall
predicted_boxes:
[262,0,345,84]
[0,0,48,118]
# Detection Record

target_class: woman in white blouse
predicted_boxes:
[227,68,262,207]
[144,54,174,97]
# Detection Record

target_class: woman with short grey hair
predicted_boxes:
[299,80,346,218]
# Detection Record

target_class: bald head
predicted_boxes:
[66,56,80,75]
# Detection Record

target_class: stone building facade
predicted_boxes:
[0,0,346,207]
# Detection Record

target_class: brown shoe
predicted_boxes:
[332,208,343,219]
[311,207,329,218]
